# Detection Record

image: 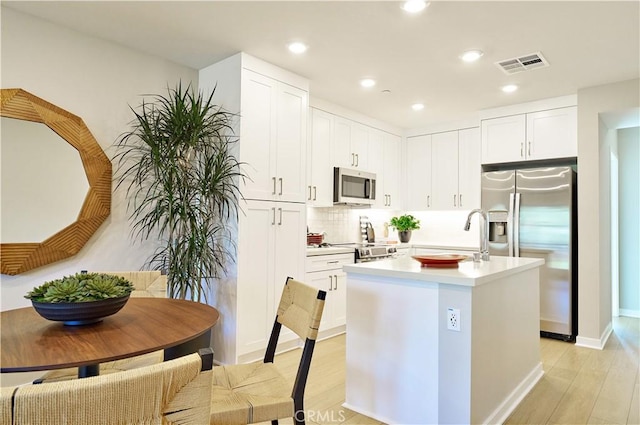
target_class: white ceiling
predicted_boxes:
[4,1,639,130]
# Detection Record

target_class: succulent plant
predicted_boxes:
[25,273,134,303]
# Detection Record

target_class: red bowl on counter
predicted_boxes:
[307,234,323,245]
[411,254,468,268]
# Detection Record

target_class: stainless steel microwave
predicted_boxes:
[333,167,376,206]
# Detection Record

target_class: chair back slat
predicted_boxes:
[276,278,326,341]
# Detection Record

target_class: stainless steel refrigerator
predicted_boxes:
[481,166,577,341]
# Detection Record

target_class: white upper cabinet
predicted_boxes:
[431,131,459,210]
[526,107,577,160]
[332,118,369,170]
[307,108,334,206]
[407,128,480,211]
[406,135,433,210]
[382,133,401,209]
[457,127,481,210]
[481,106,577,164]
[241,69,308,202]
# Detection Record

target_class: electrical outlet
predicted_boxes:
[447,308,460,331]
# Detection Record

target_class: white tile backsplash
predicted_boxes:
[307,207,480,248]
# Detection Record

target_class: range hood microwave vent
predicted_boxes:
[495,51,549,75]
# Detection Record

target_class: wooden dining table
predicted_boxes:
[1,298,219,377]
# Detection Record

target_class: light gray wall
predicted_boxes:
[618,127,639,316]
[577,78,640,346]
[0,7,198,311]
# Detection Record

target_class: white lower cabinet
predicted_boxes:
[237,200,306,357]
[305,253,354,333]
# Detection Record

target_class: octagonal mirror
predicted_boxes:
[0,88,112,275]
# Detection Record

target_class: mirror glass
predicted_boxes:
[1,117,89,243]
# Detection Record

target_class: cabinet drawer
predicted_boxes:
[306,253,354,272]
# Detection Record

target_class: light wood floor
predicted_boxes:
[261,316,639,425]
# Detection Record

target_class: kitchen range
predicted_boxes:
[307,242,399,263]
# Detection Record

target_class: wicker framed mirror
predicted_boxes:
[1,88,111,275]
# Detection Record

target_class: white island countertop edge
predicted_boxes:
[343,256,544,287]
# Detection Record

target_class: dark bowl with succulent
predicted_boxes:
[25,272,135,326]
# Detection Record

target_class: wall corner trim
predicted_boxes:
[575,322,613,350]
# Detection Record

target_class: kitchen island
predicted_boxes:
[343,255,545,425]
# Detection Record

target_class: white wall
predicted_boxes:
[0,7,198,311]
[618,127,640,317]
[576,78,640,347]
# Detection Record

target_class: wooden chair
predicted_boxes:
[2,348,213,425]
[210,277,326,425]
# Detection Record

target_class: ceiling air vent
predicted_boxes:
[496,52,549,75]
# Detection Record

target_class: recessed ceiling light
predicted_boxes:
[460,50,484,63]
[287,42,308,54]
[402,0,428,13]
[360,78,376,88]
[502,84,518,93]
[412,103,425,111]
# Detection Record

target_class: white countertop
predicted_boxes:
[343,255,544,287]
[306,246,355,256]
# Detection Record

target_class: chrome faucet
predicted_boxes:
[464,209,490,261]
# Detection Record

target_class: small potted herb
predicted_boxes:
[389,214,421,243]
[25,272,135,325]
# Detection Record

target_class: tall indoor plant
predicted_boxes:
[114,83,245,301]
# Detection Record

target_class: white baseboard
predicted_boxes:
[575,322,613,350]
[619,309,640,318]
[482,362,545,425]
[341,402,395,425]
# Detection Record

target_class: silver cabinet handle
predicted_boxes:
[459,194,463,207]
[278,178,283,195]
[327,260,339,264]
[272,177,276,195]
[333,274,338,290]
[520,143,524,158]
[271,207,276,225]
[528,141,531,157]
[388,194,391,206]
[313,186,317,201]
[355,153,359,167]
[453,194,457,207]
[351,153,355,166]
[308,185,312,201]
[278,208,283,225]
[427,195,430,208]
[328,275,333,291]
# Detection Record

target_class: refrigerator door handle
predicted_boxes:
[508,193,515,257]
[513,193,521,257]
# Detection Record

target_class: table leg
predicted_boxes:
[78,364,100,378]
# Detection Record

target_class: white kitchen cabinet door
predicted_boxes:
[276,84,307,202]
[383,133,401,209]
[308,108,334,206]
[306,270,334,331]
[367,128,385,208]
[305,269,347,331]
[406,135,432,210]
[457,127,481,210]
[240,70,278,201]
[237,200,306,354]
[237,201,276,356]
[526,106,577,161]
[333,117,353,168]
[481,114,526,164]
[240,69,307,203]
[351,123,369,170]
[431,131,459,209]
[272,202,306,343]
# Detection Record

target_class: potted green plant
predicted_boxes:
[389,214,421,243]
[113,82,245,302]
[25,272,134,325]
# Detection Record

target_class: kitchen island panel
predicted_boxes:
[345,275,441,425]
